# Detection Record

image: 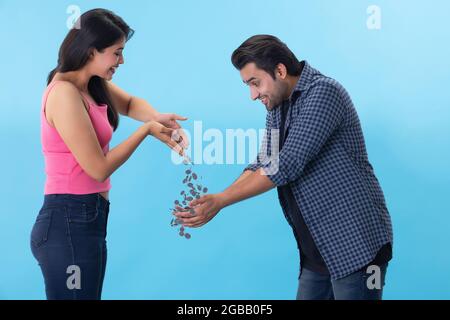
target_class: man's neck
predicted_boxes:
[285,61,305,100]
[285,74,301,100]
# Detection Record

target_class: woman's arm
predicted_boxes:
[46,81,182,182]
[106,81,158,121]
[106,81,189,148]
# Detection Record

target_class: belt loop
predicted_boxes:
[96,193,100,214]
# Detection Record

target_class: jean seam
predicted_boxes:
[65,205,77,300]
[31,208,54,248]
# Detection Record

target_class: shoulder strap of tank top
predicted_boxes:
[43,80,90,113]
[42,80,63,112]
[78,90,94,111]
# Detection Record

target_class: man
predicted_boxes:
[174,35,393,300]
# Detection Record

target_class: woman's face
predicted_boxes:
[90,38,126,80]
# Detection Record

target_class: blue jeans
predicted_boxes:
[296,263,388,300]
[30,193,110,300]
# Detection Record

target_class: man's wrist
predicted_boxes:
[217,191,232,209]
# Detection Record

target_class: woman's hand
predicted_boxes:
[155,113,189,149]
[145,121,185,156]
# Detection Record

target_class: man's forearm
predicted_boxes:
[219,168,275,208]
[127,96,160,122]
[230,169,253,187]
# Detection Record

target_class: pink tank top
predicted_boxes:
[41,80,113,194]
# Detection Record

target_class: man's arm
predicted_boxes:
[220,168,275,208]
[229,169,253,187]
[174,81,347,228]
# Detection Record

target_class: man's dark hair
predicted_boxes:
[231,35,302,79]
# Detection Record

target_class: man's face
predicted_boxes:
[240,62,288,111]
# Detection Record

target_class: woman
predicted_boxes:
[30,8,187,300]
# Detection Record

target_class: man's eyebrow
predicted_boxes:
[243,77,256,84]
[116,47,124,51]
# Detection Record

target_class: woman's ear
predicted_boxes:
[88,48,97,60]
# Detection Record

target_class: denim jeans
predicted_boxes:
[296,263,388,300]
[30,193,110,300]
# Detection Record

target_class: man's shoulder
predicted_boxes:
[302,73,350,104]
[310,74,344,91]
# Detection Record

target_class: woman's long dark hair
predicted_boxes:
[47,8,134,131]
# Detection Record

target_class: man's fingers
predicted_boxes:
[173,211,194,218]
[190,195,209,207]
[181,217,203,228]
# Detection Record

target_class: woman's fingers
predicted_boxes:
[171,129,189,149]
[168,141,184,156]
[157,127,183,155]
[173,113,188,121]
[162,126,174,135]
[178,129,190,148]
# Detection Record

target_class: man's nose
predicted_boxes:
[250,87,259,101]
[117,55,124,65]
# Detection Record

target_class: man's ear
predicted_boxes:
[275,63,288,79]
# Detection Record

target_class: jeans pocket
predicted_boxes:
[68,202,99,223]
[31,208,53,248]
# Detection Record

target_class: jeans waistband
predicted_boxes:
[43,193,110,209]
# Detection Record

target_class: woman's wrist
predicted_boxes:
[152,112,162,123]
[143,121,156,136]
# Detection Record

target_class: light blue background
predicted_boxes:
[0,0,449,299]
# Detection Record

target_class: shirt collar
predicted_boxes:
[288,60,316,104]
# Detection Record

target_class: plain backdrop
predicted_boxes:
[0,0,449,299]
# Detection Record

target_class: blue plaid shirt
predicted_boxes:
[245,61,393,280]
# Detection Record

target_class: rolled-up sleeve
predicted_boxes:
[262,82,346,186]
[243,112,273,172]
